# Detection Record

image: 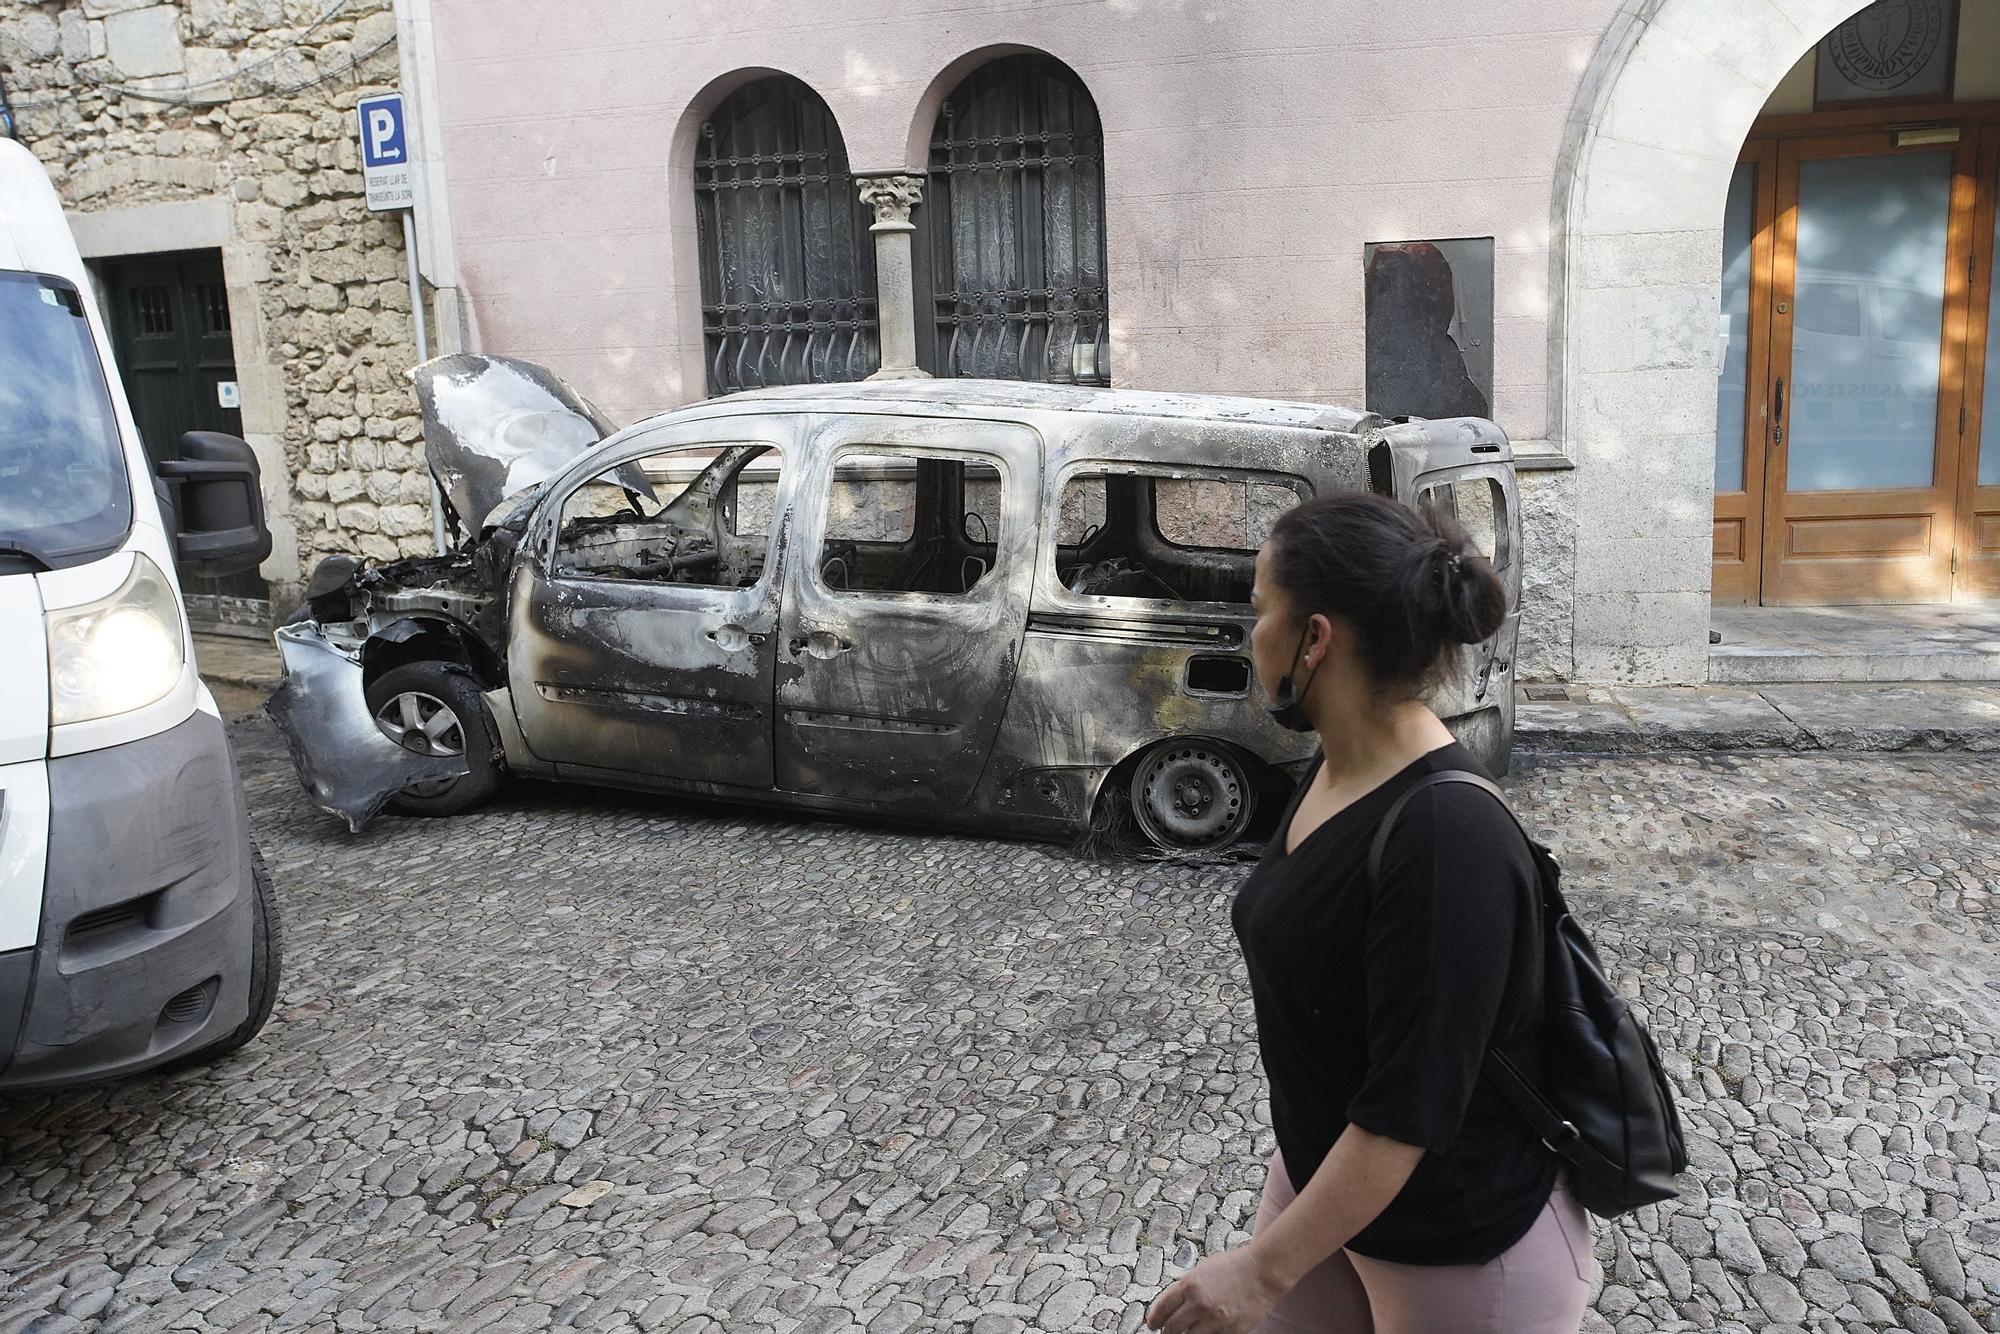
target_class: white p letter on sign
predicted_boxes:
[367,108,401,162]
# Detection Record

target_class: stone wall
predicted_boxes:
[0,0,429,612]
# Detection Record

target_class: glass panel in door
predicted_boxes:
[1785,152,1951,492]
[1715,162,1755,494]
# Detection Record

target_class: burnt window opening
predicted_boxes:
[1363,238,1493,421]
[555,444,784,588]
[917,54,1111,386]
[1057,468,1310,605]
[1416,473,1511,573]
[694,77,880,394]
[819,453,1005,596]
[1185,655,1252,695]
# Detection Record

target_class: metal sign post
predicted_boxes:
[357,92,449,554]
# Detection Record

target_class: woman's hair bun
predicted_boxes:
[1268,492,1510,693]
[1410,533,1508,647]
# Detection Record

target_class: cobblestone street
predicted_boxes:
[1,720,1997,1334]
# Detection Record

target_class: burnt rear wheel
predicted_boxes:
[363,662,503,816]
[1128,740,1257,853]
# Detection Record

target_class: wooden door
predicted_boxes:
[1713,144,1777,604]
[102,249,267,616]
[1759,132,1978,604]
[102,250,242,465]
[1958,126,2000,598]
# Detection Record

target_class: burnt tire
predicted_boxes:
[1127,739,1258,854]
[363,662,503,817]
[165,845,282,1072]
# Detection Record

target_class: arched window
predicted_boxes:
[918,55,1110,386]
[694,77,878,394]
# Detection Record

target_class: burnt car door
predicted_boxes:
[774,415,1039,810]
[505,418,797,788]
[1370,418,1522,770]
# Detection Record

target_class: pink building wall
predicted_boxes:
[426,0,1621,442]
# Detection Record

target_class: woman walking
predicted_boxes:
[1146,493,1596,1334]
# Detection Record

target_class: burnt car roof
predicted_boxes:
[679,378,1382,435]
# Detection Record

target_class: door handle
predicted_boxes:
[789,632,851,660]
[1772,377,1785,443]
[706,623,754,652]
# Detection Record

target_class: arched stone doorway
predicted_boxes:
[1552,0,1881,681]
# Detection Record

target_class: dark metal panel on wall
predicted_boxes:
[694,77,880,394]
[917,55,1111,386]
[1363,238,1494,422]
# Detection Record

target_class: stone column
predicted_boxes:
[854,174,930,380]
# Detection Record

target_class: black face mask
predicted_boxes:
[1265,623,1321,733]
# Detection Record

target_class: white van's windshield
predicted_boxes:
[0,271,133,570]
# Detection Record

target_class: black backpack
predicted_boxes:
[1368,770,1688,1219]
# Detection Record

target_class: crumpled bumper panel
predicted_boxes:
[267,623,470,834]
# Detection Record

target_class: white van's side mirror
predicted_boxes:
[155,431,272,577]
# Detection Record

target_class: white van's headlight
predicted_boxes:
[46,554,186,726]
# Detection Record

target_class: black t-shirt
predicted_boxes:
[1230,742,1556,1265]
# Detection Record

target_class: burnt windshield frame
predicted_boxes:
[0,272,134,567]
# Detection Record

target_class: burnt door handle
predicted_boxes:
[706,623,753,652]
[790,632,851,660]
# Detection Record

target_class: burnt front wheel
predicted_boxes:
[363,662,503,817]
[1128,741,1258,854]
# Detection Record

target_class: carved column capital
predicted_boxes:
[855,173,924,233]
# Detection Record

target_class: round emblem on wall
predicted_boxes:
[1827,0,1945,91]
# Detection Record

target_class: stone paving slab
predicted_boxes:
[192,632,284,692]
[2,725,1995,1334]
[1520,684,2000,755]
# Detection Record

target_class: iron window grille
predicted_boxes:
[131,284,173,336]
[918,55,1111,387]
[694,77,880,395]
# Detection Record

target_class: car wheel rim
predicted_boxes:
[1132,744,1251,851]
[374,690,466,756]
[374,690,466,799]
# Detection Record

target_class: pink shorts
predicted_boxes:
[1252,1148,1598,1334]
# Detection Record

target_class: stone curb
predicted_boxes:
[1518,683,2000,755]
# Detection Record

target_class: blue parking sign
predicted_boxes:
[357,93,413,211]
[358,94,406,167]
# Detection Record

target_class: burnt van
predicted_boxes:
[275,356,1521,854]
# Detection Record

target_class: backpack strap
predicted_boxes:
[1365,770,1597,1162]
[1482,1049,1623,1181]
[1365,769,1515,889]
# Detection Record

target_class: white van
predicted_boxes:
[0,139,279,1087]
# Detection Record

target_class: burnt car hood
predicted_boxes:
[415,353,653,536]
